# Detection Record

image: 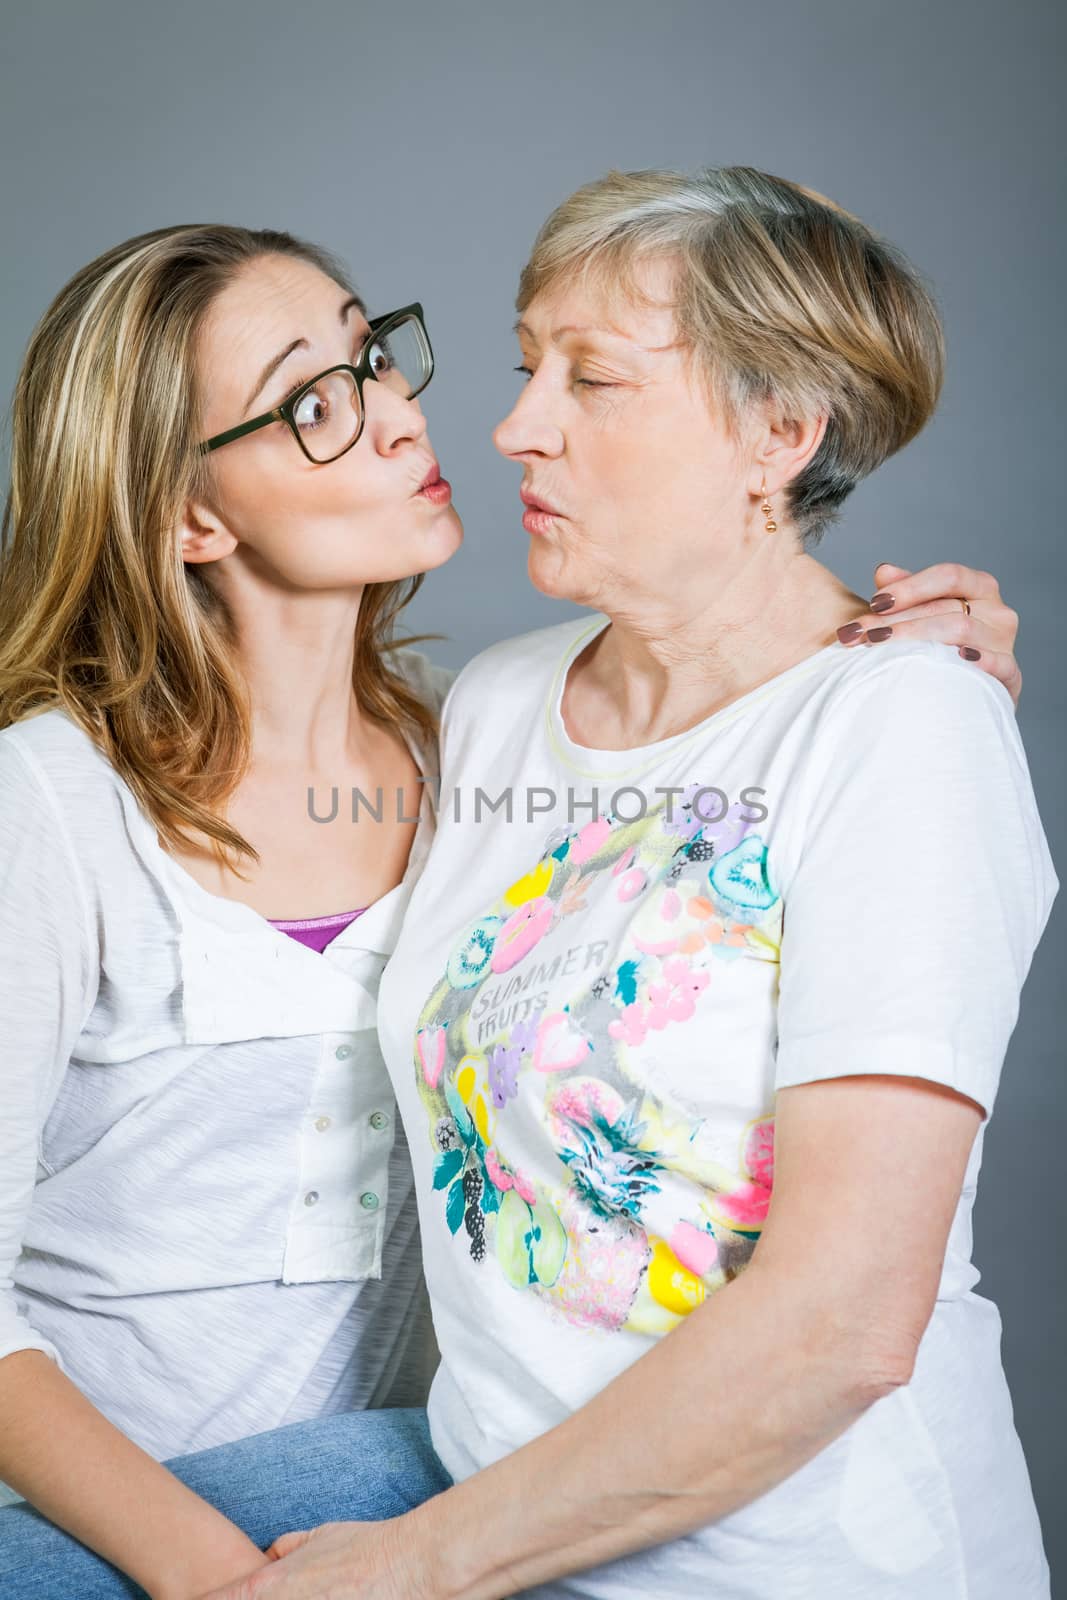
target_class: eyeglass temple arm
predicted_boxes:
[199,413,280,455]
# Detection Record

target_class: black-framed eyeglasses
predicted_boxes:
[197,302,434,464]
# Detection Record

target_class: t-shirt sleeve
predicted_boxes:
[0,733,100,1369]
[772,653,1059,1119]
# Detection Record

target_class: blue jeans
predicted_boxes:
[0,1406,452,1599]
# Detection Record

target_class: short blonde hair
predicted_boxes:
[516,165,945,545]
[0,224,439,879]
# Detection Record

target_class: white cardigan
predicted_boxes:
[0,647,455,1505]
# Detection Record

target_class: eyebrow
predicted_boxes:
[243,294,367,415]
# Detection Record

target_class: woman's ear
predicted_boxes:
[178,498,238,566]
[752,403,828,496]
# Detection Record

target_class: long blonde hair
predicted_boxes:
[0,224,440,878]
[516,165,945,546]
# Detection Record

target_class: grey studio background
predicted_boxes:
[2,0,1064,1587]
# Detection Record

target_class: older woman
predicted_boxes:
[0,173,1046,1599]
[206,166,1054,1598]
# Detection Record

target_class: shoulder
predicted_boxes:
[444,614,603,724]
[388,645,459,719]
[807,636,1021,753]
[0,706,116,812]
[780,637,1056,906]
[0,708,144,903]
[819,643,1053,894]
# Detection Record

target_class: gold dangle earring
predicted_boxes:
[759,475,777,532]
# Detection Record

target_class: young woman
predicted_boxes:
[0,230,461,1598]
[0,182,1036,1598]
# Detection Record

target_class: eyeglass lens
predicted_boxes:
[292,314,432,461]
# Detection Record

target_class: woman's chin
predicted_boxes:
[353,512,463,586]
[429,505,464,563]
[403,506,465,575]
[526,538,587,603]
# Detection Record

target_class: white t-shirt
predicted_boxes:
[377,615,1058,1599]
[0,647,454,1508]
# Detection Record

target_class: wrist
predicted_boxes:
[150,1527,272,1600]
[381,1507,452,1600]
[395,1492,488,1600]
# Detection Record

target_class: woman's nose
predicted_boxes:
[367,383,427,451]
[491,408,518,456]
[492,394,561,459]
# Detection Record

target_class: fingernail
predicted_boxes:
[960,647,981,661]
[867,626,893,642]
[837,621,864,642]
[869,593,895,613]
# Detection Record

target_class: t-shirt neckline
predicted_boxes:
[545,613,846,779]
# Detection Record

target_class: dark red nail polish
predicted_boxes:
[837,621,864,642]
[869,593,895,613]
[868,626,893,642]
[961,647,981,661]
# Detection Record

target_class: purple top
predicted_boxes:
[266,907,366,954]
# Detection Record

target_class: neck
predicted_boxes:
[221,582,374,776]
[573,542,865,749]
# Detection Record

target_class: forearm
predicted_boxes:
[0,1349,272,1600]
[410,1261,898,1600]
